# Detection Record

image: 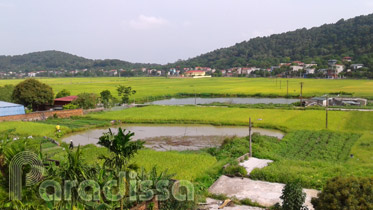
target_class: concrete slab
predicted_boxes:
[209,176,319,210]
[202,198,265,210]
[239,157,273,174]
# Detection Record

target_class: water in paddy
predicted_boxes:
[145,97,298,105]
[63,124,284,151]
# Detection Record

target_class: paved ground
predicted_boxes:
[209,176,319,210]
[239,157,273,174]
[202,198,264,210]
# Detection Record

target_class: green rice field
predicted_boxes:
[2,77,373,100]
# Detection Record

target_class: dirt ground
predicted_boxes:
[239,157,273,174]
[209,176,319,210]
[143,135,226,151]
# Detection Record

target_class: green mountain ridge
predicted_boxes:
[173,13,373,69]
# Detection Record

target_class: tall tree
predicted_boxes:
[55,89,71,98]
[117,85,136,104]
[12,79,54,110]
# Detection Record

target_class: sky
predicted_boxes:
[0,0,373,64]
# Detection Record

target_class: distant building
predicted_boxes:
[351,64,364,70]
[305,68,315,74]
[54,96,78,109]
[0,101,25,117]
[271,66,280,71]
[292,61,305,66]
[185,70,205,77]
[304,63,317,68]
[343,57,352,62]
[280,63,291,67]
[291,65,304,71]
[335,64,345,74]
[28,72,36,77]
[306,97,367,107]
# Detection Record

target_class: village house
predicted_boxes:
[290,65,304,71]
[304,63,317,68]
[335,64,345,74]
[305,68,315,74]
[351,64,364,70]
[54,96,78,110]
[292,61,305,66]
[185,70,205,77]
[279,63,291,67]
[343,57,352,62]
[306,97,367,107]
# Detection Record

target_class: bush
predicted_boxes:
[72,93,97,109]
[311,177,373,210]
[280,180,307,210]
[223,162,247,177]
[56,89,71,98]
[63,103,79,110]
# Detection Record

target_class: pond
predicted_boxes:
[62,124,284,151]
[145,97,298,105]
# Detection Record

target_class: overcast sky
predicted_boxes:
[0,0,372,64]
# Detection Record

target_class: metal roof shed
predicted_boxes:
[0,101,26,117]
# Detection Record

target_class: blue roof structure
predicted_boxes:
[0,101,25,117]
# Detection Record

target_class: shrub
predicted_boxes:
[72,93,97,109]
[223,163,247,177]
[311,177,373,210]
[280,180,307,210]
[56,89,71,98]
[63,103,79,110]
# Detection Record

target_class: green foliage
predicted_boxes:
[276,130,360,162]
[98,128,144,172]
[280,181,307,210]
[100,89,115,108]
[207,137,251,161]
[117,85,136,104]
[311,177,373,210]
[12,78,54,110]
[72,92,97,109]
[55,89,70,98]
[62,103,78,110]
[0,84,14,102]
[223,163,247,177]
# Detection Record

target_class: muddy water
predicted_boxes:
[145,97,298,105]
[62,124,284,151]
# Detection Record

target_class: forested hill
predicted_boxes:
[0,51,159,72]
[172,13,373,69]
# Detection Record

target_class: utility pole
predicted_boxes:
[249,117,252,157]
[287,80,289,97]
[325,95,328,129]
[300,82,304,106]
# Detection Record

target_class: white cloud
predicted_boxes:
[128,15,168,30]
